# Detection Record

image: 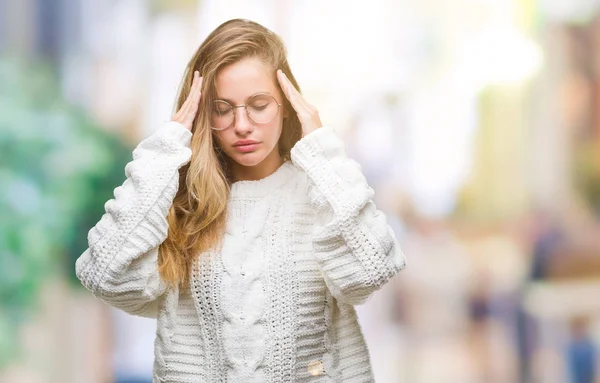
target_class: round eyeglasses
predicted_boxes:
[210,93,281,131]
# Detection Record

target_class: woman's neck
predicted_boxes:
[229,151,284,183]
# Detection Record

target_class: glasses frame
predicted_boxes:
[210,93,282,131]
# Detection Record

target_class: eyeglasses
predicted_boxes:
[210,93,281,131]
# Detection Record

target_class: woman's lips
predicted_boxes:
[234,143,260,153]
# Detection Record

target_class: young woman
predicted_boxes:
[76,18,406,382]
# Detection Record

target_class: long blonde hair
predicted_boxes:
[158,19,303,287]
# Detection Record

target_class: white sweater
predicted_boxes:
[75,121,406,383]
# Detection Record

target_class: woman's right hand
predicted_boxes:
[171,70,203,132]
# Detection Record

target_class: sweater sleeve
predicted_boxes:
[290,126,407,306]
[75,121,192,318]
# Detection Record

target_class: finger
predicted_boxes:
[193,71,201,92]
[278,70,313,114]
[276,69,289,96]
[178,72,200,113]
[179,85,195,113]
[188,74,202,118]
[188,71,200,97]
[188,78,202,119]
[277,70,299,111]
[177,100,192,120]
[190,71,200,99]
[283,74,312,112]
[194,76,203,103]
[278,70,298,99]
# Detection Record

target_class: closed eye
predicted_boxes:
[250,105,268,111]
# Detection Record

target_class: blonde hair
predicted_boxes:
[158,19,303,287]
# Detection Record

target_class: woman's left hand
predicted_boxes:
[277,69,323,137]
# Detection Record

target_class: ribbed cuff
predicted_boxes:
[290,126,342,167]
[156,121,193,147]
[291,126,372,219]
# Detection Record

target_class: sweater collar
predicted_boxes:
[229,161,296,199]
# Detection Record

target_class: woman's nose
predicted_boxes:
[233,107,253,134]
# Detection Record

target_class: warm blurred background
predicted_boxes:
[1,0,600,382]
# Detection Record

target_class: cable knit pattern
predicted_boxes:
[76,122,406,382]
[220,196,270,381]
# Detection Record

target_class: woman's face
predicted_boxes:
[212,57,285,173]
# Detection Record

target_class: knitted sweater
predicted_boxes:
[75,121,406,382]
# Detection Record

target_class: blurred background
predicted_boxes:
[1,0,600,382]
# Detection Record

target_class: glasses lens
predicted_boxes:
[211,100,233,130]
[247,95,279,124]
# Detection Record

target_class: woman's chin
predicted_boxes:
[229,152,265,167]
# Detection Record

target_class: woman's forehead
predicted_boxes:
[215,57,277,101]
